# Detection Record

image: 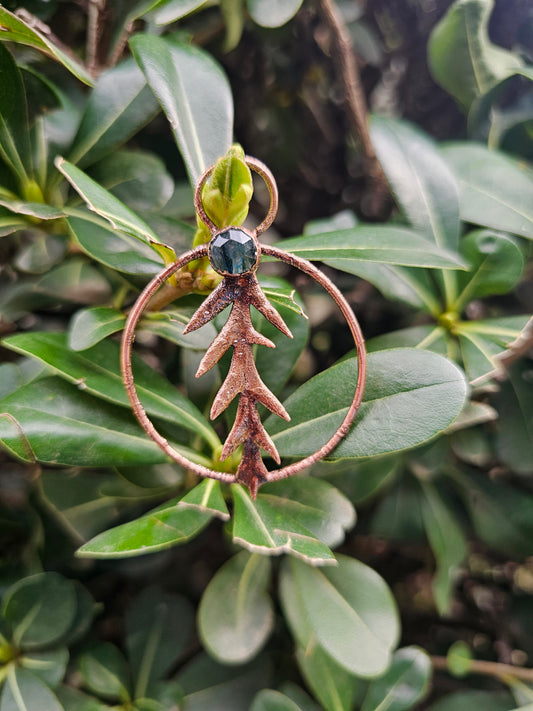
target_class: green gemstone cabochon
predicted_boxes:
[209,228,258,275]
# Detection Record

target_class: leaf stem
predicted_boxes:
[431,655,533,684]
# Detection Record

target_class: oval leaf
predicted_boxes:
[251,690,303,711]
[247,0,303,28]
[79,643,131,703]
[361,646,432,711]
[198,551,274,664]
[268,349,468,459]
[289,554,400,677]
[130,34,233,185]
[68,306,126,351]
[0,667,64,711]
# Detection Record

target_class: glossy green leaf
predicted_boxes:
[367,325,447,355]
[20,647,69,688]
[62,581,95,645]
[200,145,253,229]
[139,309,217,350]
[259,478,355,548]
[177,653,272,711]
[418,483,467,614]
[370,116,461,251]
[0,7,93,86]
[428,0,521,109]
[0,43,31,182]
[0,198,64,220]
[268,349,468,459]
[315,455,400,505]
[126,587,193,698]
[251,690,303,711]
[79,643,131,703]
[2,572,77,650]
[14,232,66,274]
[33,258,112,305]
[0,206,27,237]
[279,561,360,711]
[2,331,218,448]
[494,359,533,475]
[178,478,230,519]
[150,0,209,25]
[428,691,515,711]
[198,551,274,664]
[441,142,533,239]
[130,34,233,185]
[88,150,174,211]
[288,554,400,677]
[247,0,303,27]
[232,484,336,565]
[361,646,432,711]
[56,686,107,711]
[0,667,64,711]
[68,307,126,351]
[57,160,164,248]
[68,60,159,168]
[66,211,163,275]
[0,377,171,467]
[77,496,212,557]
[455,230,524,309]
[279,225,466,269]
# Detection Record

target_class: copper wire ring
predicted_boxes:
[120,244,366,485]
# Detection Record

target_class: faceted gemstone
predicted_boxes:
[209,228,258,275]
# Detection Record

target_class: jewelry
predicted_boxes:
[121,156,366,498]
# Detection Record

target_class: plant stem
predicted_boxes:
[87,0,105,76]
[317,0,389,214]
[431,655,533,684]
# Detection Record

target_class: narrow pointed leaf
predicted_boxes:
[0,197,65,220]
[0,43,31,181]
[279,225,466,269]
[232,484,336,564]
[2,331,218,448]
[68,60,159,168]
[289,554,400,677]
[179,478,230,519]
[268,349,468,459]
[130,34,233,185]
[370,117,461,250]
[441,142,533,239]
[68,307,126,351]
[198,551,274,663]
[0,7,93,85]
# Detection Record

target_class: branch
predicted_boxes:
[431,655,533,684]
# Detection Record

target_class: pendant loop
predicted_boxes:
[194,156,279,236]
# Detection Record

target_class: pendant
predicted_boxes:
[121,157,366,499]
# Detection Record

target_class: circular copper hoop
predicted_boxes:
[121,245,366,486]
[194,156,279,237]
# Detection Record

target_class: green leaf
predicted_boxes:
[56,686,108,711]
[446,641,473,677]
[361,646,432,711]
[14,232,66,274]
[150,0,209,25]
[268,349,468,459]
[33,257,112,305]
[20,647,69,688]
[2,331,218,449]
[200,145,253,229]
[279,561,360,711]
[279,225,466,269]
[428,0,522,110]
[0,377,172,467]
[198,551,274,664]
[79,643,131,703]
[68,307,126,351]
[370,116,461,251]
[288,554,400,677]
[65,211,164,275]
[2,572,77,650]
[455,230,524,309]
[251,690,303,711]
[247,0,303,27]
[57,160,164,249]
[0,206,27,237]
[77,496,213,557]
[178,478,230,519]
[0,6,93,86]
[428,691,515,711]
[221,0,245,52]
[232,484,336,565]
[315,456,400,505]
[367,325,448,355]
[130,34,233,185]
[67,60,159,168]
[441,142,533,239]
[0,198,65,220]
[418,483,468,615]
[494,359,533,475]
[176,653,272,711]
[139,308,217,350]
[259,478,355,548]
[0,667,64,711]
[0,43,31,183]
[88,150,174,211]
[125,587,193,698]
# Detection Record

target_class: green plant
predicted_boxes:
[0,0,532,709]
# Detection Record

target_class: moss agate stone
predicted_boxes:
[209,228,258,275]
